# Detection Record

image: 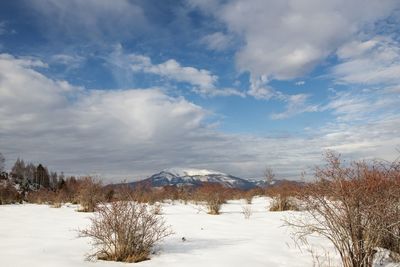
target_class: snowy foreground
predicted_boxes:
[0,197,342,267]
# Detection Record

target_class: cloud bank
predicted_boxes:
[1,54,399,182]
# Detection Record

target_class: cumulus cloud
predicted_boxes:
[0,53,212,178]
[130,54,217,89]
[107,45,245,97]
[1,53,399,182]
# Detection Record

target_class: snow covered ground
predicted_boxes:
[0,197,339,267]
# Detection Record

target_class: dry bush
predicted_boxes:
[269,196,299,211]
[241,205,252,219]
[243,189,257,204]
[26,188,56,204]
[77,177,103,212]
[289,152,400,267]
[151,202,163,215]
[267,181,302,211]
[195,183,227,215]
[51,201,62,208]
[0,181,20,204]
[79,200,172,263]
[61,177,80,203]
[124,183,162,204]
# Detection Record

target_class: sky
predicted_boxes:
[0,0,400,182]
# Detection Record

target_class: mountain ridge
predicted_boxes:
[129,168,258,190]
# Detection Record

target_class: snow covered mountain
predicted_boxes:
[130,168,257,190]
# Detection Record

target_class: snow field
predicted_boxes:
[0,197,338,267]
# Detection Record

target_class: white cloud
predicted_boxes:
[247,75,318,119]
[51,54,84,66]
[27,0,148,40]
[188,0,399,92]
[1,53,399,182]
[271,94,319,120]
[130,55,217,89]
[200,32,233,51]
[247,75,277,100]
[108,45,245,97]
[333,37,400,85]
[322,87,400,122]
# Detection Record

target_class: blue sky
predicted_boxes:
[0,0,400,181]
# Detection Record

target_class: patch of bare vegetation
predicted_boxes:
[241,205,252,219]
[266,181,302,211]
[195,183,228,215]
[76,177,103,212]
[288,152,400,267]
[79,200,172,263]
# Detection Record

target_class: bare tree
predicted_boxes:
[0,152,5,173]
[10,158,25,183]
[264,167,275,185]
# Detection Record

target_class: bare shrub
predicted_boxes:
[151,202,163,215]
[77,177,103,212]
[243,191,254,204]
[269,196,299,211]
[0,181,20,204]
[289,152,400,267]
[196,183,227,215]
[51,201,62,208]
[79,200,172,263]
[307,246,336,267]
[267,181,302,211]
[241,205,252,219]
[26,188,55,204]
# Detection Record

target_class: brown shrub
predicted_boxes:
[269,196,299,211]
[77,177,103,212]
[267,181,302,211]
[195,183,227,215]
[79,200,172,263]
[0,181,20,204]
[26,188,55,204]
[289,152,400,267]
